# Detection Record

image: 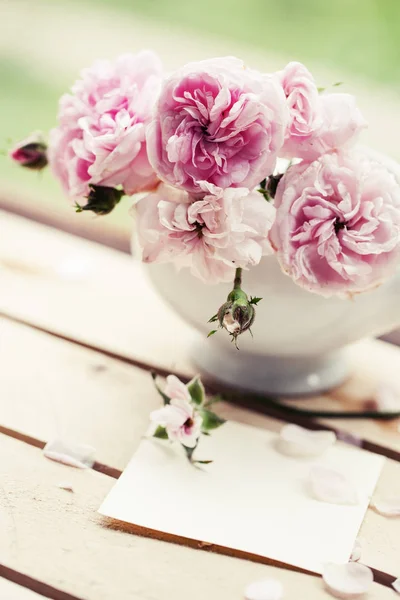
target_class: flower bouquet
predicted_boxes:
[11,52,400,394]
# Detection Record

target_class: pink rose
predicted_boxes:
[270,151,400,296]
[48,51,163,198]
[279,62,321,158]
[278,62,367,160]
[150,376,202,448]
[146,57,288,194]
[135,181,276,283]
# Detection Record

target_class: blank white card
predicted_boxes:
[99,421,384,573]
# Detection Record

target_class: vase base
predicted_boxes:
[191,341,350,397]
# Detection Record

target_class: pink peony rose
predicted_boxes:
[278,62,367,160]
[135,181,276,283]
[270,151,400,296]
[150,376,202,448]
[48,51,163,198]
[146,57,288,194]
[279,62,321,158]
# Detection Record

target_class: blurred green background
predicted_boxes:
[1,0,399,227]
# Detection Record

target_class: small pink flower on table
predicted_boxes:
[278,61,367,160]
[151,376,203,448]
[135,181,276,283]
[150,373,225,464]
[48,51,163,199]
[147,56,288,193]
[270,150,400,296]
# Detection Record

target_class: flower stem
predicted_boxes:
[233,267,242,290]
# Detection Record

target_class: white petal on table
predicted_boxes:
[43,438,96,469]
[322,563,373,598]
[276,424,336,458]
[371,496,400,517]
[350,538,362,562]
[244,579,283,600]
[309,466,359,505]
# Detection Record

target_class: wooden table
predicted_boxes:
[0,209,399,599]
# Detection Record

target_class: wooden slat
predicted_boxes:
[0,578,45,599]
[1,318,400,580]
[0,318,161,470]
[3,433,385,600]
[0,210,197,377]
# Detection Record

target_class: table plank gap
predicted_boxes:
[0,565,85,600]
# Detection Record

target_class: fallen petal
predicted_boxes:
[43,439,95,469]
[323,563,373,598]
[57,482,74,492]
[276,424,336,458]
[244,579,283,600]
[350,538,362,562]
[309,466,359,505]
[392,578,400,594]
[371,496,400,517]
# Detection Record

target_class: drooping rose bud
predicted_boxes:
[9,132,48,170]
[75,185,124,216]
[210,268,261,348]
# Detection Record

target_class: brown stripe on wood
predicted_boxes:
[0,564,85,600]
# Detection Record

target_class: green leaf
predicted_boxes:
[332,81,344,87]
[153,425,168,440]
[195,460,213,465]
[187,375,205,406]
[200,409,226,432]
[151,372,170,405]
[207,329,217,338]
[257,188,271,201]
[317,86,325,93]
[208,313,219,323]
[249,296,262,305]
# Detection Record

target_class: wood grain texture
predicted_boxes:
[3,433,387,600]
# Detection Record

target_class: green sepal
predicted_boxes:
[151,372,170,405]
[183,445,196,463]
[200,408,226,432]
[208,313,219,323]
[187,375,205,406]
[153,426,168,439]
[195,460,213,465]
[249,296,262,305]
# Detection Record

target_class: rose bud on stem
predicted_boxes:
[208,267,262,348]
[75,185,124,216]
[9,132,48,170]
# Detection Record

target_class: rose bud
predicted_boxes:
[9,132,48,170]
[75,185,124,216]
[217,286,260,348]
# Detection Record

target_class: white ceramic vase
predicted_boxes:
[140,149,400,396]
